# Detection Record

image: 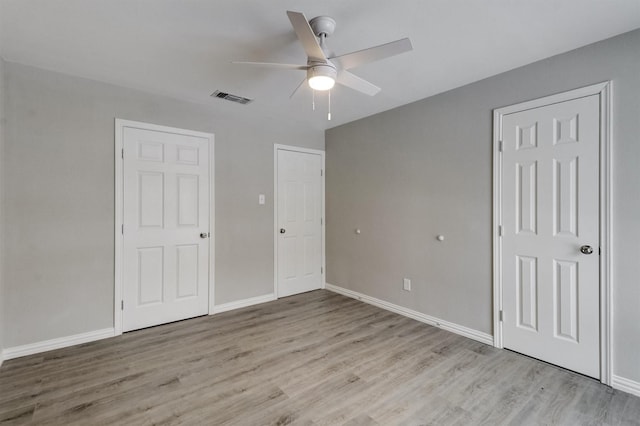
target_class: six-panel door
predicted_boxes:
[277,149,323,298]
[123,127,210,332]
[501,95,600,378]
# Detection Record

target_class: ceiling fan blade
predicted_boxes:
[286,11,327,63]
[336,70,381,96]
[330,38,412,70]
[232,61,309,70]
[290,77,308,98]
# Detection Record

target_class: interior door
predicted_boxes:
[501,94,600,378]
[123,126,210,332]
[277,148,323,298]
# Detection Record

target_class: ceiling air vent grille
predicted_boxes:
[211,90,253,105]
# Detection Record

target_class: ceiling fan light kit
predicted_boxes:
[233,10,413,119]
[307,64,337,91]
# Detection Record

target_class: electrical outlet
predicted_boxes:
[403,278,411,291]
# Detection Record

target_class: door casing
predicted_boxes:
[114,119,215,336]
[492,82,612,384]
[273,144,326,298]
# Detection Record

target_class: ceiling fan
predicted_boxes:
[233,11,413,98]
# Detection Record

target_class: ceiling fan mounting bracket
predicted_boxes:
[309,16,336,38]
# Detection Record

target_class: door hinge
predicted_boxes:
[498,140,503,152]
[320,218,323,225]
[121,148,124,159]
[121,300,124,311]
[499,310,504,322]
[321,267,324,274]
[599,247,601,256]
[498,225,503,237]
[321,169,323,176]
[121,224,124,235]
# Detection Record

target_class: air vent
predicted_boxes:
[210,90,253,105]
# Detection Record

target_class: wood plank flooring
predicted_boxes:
[1,290,638,425]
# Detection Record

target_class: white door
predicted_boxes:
[276,148,323,298]
[501,94,600,378]
[123,126,210,332]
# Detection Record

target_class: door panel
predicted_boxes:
[176,244,199,298]
[516,255,538,331]
[123,127,210,332]
[501,94,600,378]
[554,259,578,342]
[177,174,200,227]
[138,172,164,227]
[137,247,164,305]
[553,157,578,236]
[516,161,537,234]
[277,149,323,298]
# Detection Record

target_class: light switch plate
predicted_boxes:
[259,194,265,205]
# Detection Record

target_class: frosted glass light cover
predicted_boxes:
[308,75,335,91]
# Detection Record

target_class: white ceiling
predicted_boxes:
[1,0,639,130]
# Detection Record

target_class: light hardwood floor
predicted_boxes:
[1,290,639,425]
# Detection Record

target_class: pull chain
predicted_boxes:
[328,89,331,121]
[312,89,315,111]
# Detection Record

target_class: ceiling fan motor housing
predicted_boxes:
[307,63,337,80]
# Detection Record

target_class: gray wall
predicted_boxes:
[2,62,323,347]
[326,29,640,382]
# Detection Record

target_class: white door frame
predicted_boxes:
[114,119,215,336]
[273,144,326,297]
[492,81,612,384]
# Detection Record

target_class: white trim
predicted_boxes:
[598,82,613,386]
[326,283,493,346]
[212,293,276,314]
[207,129,216,315]
[492,81,613,385]
[273,144,326,298]
[114,119,215,335]
[612,375,640,398]
[492,105,504,349]
[114,119,124,335]
[3,328,115,360]
[494,82,610,115]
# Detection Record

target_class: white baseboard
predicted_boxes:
[325,283,494,346]
[2,293,277,362]
[212,293,276,314]
[3,328,115,361]
[612,375,640,398]
[0,291,634,399]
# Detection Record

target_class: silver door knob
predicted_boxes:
[200,233,208,239]
[580,245,593,255]
[280,228,286,234]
